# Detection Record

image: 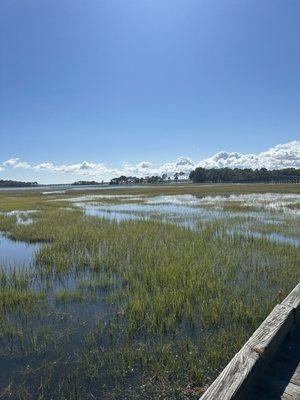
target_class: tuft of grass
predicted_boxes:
[54,289,84,303]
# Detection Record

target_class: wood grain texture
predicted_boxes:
[248,319,300,399]
[199,283,300,400]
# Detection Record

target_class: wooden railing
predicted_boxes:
[199,283,300,400]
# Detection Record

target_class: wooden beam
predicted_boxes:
[199,283,300,400]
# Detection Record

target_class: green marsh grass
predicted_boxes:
[0,184,299,399]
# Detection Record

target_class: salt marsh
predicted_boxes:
[0,184,299,399]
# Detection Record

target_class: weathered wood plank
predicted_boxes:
[281,393,297,400]
[282,283,300,311]
[248,316,300,399]
[199,283,300,400]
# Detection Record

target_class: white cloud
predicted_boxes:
[13,161,31,169]
[32,162,54,171]
[175,157,194,167]
[198,141,300,169]
[120,157,196,178]
[136,161,153,169]
[32,161,117,177]
[1,141,299,181]
[3,158,20,166]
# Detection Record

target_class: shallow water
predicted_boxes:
[77,198,290,225]
[145,193,300,213]
[42,190,66,195]
[227,229,300,247]
[0,234,40,268]
[72,193,300,246]
[0,190,299,397]
[0,210,37,225]
[82,205,142,222]
[68,192,300,214]
[253,231,300,246]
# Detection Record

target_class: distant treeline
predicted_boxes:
[110,175,164,185]
[0,179,38,188]
[72,180,102,185]
[189,167,300,183]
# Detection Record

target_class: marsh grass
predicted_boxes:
[57,183,300,197]
[0,185,299,399]
[0,267,45,354]
[0,214,17,232]
[54,289,87,303]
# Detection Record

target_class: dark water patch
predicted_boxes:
[0,234,40,269]
[0,268,118,393]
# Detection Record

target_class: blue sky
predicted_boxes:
[0,0,299,183]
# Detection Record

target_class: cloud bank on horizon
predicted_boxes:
[1,141,299,181]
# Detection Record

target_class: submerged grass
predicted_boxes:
[0,184,299,399]
[0,279,42,318]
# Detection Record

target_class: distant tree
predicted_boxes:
[189,167,300,183]
[72,180,100,186]
[0,180,38,188]
[109,175,163,185]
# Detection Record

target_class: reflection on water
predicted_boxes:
[0,210,37,225]
[42,190,66,195]
[67,192,300,214]
[0,190,299,396]
[83,205,142,222]
[76,199,284,224]
[78,201,228,221]
[227,229,300,247]
[73,193,300,246]
[0,234,40,268]
[145,193,300,214]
